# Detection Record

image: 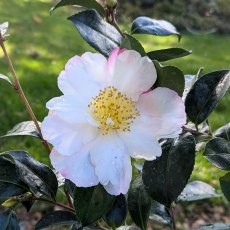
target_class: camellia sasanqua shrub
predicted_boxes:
[0,0,230,229]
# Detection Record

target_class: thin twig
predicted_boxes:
[182,126,212,137]
[169,207,177,230]
[110,9,125,38]
[32,196,75,213]
[0,35,51,154]
[64,186,74,209]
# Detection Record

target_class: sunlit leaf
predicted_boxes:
[68,10,122,57]
[131,17,181,41]
[50,0,105,16]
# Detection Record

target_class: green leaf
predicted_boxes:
[214,123,230,141]
[3,121,40,138]
[177,181,220,202]
[0,156,28,201]
[50,0,105,16]
[153,60,185,96]
[142,133,196,208]
[220,172,230,202]
[5,151,58,200]
[73,184,115,226]
[35,211,79,230]
[203,138,230,170]
[104,194,127,229]
[0,74,12,85]
[185,70,230,125]
[131,17,181,41]
[196,223,230,230]
[0,22,9,38]
[149,201,172,226]
[0,210,20,230]
[147,48,191,62]
[68,10,122,57]
[120,34,146,56]
[128,176,151,230]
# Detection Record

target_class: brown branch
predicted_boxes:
[0,35,51,154]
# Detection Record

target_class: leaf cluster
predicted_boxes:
[1,1,230,229]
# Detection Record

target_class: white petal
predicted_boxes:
[107,50,157,100]
[58,52,107,101]
[41,112,98,156]
[137,87,186,138]
[90,133,132,195]
[50,148,99,187]
[46,95,88,124]
[118,120,162,160]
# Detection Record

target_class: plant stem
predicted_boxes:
[32,196,75,213]
[110,10,124,37]
[169,207,177,230]
[182,126,212,137]
[0,35,51,154]
[64,186,74,209]
[106,6,124,38]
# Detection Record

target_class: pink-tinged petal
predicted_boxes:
[41,113,98,156]
[107,48,126,72]
[50,148,99,187]
[58,52,107,102]
[137,87,186,138]
[107,50,157,100]
[118,119,162,160]
[90,133,132,195]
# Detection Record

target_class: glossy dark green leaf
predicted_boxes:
[185,70,230,125]
[68,10,122,57]
[0,156,28,201]
[0,210,20,230]
[73,184,115,226]
[5,151,58,200]
[128,176,151,230]
[131,17,181,41]
[35,211,79,230]
[149,201,172,226]
[220,172,230,202]
[196,223,230,230]
[177,181,220,202]
[65,179,76,197]
[153,60,185,96]
[50,0,105,16]
[147,48,191,62]
[0,74,12,85]
[120,34,146,56]
[203,138,230,170]
[214,123,230,141]
[104,194,127,228]
[3,121,40,138]
[142,133,196,208]
[0,22,9,38]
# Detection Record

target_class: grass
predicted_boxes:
[0,0,229,189]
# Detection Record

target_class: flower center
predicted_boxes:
[88,86,140,135]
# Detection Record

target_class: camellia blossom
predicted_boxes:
[41,48,186,195]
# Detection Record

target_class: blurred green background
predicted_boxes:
[0,0,229,192]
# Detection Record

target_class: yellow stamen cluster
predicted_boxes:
[88,86,140,135]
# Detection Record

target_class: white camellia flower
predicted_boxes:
[41,48,186,195]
